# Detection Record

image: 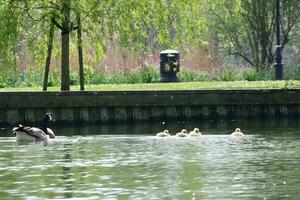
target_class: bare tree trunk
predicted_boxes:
[76,13,84,91]
[43,19,55,91]
[61,0,71,91]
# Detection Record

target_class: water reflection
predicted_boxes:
[0,120,300,199]
[61,143,73,198]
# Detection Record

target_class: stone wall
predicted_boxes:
[0,89,299,126]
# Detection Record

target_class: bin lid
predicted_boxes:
[160,49,179,58]
[160,49,179,54]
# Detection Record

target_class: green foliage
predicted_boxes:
[243,68,261,81]
[0,76,4,88]
[138,67,159,83]
[284,66,300,80]
[218,67,242,81]
[178,71,210,82]
[48,72,60,87]
[108,67,159,84]
[0,69,43,87]
[206,0,300,70]
[84,66,108,85]
[2,0,300,90]
[3,66,300,89]
[0,1,23,71]
[260,69,275,81]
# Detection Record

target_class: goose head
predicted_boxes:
[40,113,55,138]
[43,113,55,123]
[40,113,55,127]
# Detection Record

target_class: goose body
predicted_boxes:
[12,113,55,143]
[156,130,170,137]
[231,128,244,136]
[189,128,201,137]
[176,129,188,137]
[13,125,49,142]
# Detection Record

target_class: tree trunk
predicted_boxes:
[61,31,70,91]
[61,0,71,91]
[43,19,55,91]
[77,13,84,91]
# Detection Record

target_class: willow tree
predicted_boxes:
[23,0,92,91]
[2,0,209,89]
[0,1,23,80]
[95,0,207,56]
[20,0,164,90]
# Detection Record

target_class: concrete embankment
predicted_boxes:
[0,89,299,126]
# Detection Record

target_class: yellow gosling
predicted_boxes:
[231,128,244,136]
[176,129,188,137]
[189,128,202,137]
[156,130,171,137]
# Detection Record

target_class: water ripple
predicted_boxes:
[0,126,300,199]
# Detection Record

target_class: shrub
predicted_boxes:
[284,65,300,80]
[48,72,60,87]
[242,68,262,81]
[260,69,275,80]
[138,66,159,83]
[178,70,210,82]
[70,72,79,85]
[218,66,241,81]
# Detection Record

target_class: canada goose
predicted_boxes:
[189,128,201,137]
[176,129,188,137]
[12,113,55,142]
[231,128,244,136]
[156,130,171,137]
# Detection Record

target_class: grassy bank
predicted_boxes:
[1,80,300,92]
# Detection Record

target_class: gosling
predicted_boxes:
[176,129,188,137]
[156,130,171,137]
[189,128,201,137]
[231,128,244,136]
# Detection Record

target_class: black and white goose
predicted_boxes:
[12,113,55,142]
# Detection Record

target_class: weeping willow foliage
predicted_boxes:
[2,0,300,88]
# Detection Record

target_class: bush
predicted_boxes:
[284,65,300,80]
[70,72,79,85]
[84,66,108,85]
[25,70,44,87]
[242,68,262,81]
[139,67,159,83]
[260,69,275,80]
[178,70,210,82]
[48,72,60,87]
[0,76,4,88]
[4,64,300,88]
[218,66,241,81]
[107,66,159,84]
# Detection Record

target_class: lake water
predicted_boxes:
[0,120,300,199]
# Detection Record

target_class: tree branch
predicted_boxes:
[49,1,61,10]
[230,52,255,66]
[52,18,63,30]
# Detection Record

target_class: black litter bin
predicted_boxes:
[159,49,180,82]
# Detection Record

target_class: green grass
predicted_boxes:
[1,80,300,92]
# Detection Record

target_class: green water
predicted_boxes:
[0,121,300,199]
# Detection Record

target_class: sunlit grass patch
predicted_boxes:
[1,80,300,92]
